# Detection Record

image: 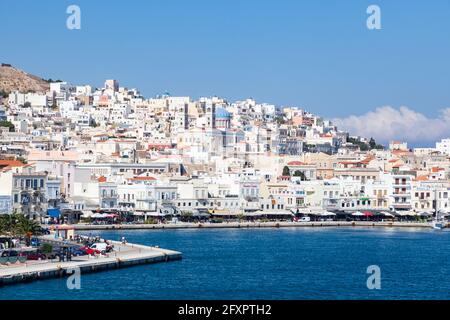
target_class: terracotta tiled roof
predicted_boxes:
[0,160,25,168]
[415,175,428,181]
[287,161,307,166]
[129,176,156,181]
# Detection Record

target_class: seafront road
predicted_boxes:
[71,221,442,231]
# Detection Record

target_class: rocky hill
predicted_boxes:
[0,63,50,94]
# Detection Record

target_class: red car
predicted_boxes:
[80,246,101,255]
[19,251,47,260]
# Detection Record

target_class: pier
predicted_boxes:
[0,238,181,287]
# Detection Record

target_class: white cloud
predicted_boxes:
[333,106,450,144]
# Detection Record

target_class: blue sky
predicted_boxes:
[2,0,450,144]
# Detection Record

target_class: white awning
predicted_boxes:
[255,210,294,216]
[145,212,168,217]
[380,211,395,217]
[81,210,93,217]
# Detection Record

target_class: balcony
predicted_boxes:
[100,194,118,199]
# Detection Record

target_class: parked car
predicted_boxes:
[80,246,101,255]
[70,247,88,257]
[19,251,46,261]
[299,216,311,222]
[44,252,58,260]
[90,242,113,254]
[0,250,19,257]
[31,238,41,247]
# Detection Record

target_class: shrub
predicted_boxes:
[41,243,53,254]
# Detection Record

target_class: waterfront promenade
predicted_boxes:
[72,221,444,231]
[0,238,181,286]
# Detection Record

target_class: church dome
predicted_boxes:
[215,107,231,119]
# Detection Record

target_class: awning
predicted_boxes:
[380,211,395,217]
[395,211,417,216]
[193,210,211,218]
[210,211,239,216]
[254,210,294,216]
[91,213,116,219]
[81,210,93,217]
[145,212,167,217]
[47,208,61,218]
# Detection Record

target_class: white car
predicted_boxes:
[90,242,113,253]
[299,216,311,222]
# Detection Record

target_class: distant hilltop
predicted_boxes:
[0,63,50,94]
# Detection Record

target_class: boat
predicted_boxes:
[431,219,446,230]
[431,189,447,230]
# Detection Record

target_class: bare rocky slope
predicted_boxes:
[0,63,50,94]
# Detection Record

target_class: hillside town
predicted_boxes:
[1,69,450,224]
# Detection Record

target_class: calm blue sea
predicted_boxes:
[1,227,449,300]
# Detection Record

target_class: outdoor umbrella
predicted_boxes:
[380,211,394,217]
[322,211,336,216]
[91,213,106,218]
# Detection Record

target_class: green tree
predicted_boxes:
[368,137,384,150]
[293,170,307,181]
[0,214,43,237]
[275,116,286,125]
[0,120,15,132]
[15,156,27,164]
[282,166,290,176]
[347,137,368,151]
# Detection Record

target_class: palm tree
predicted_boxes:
[16,215,42,236]
[0,214,42,238]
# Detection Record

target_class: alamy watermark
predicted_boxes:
[66,5,81,30]
[367,5,382,30]
[66,266,81,290]
[65,4,380,31]
[366,265,381,290]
